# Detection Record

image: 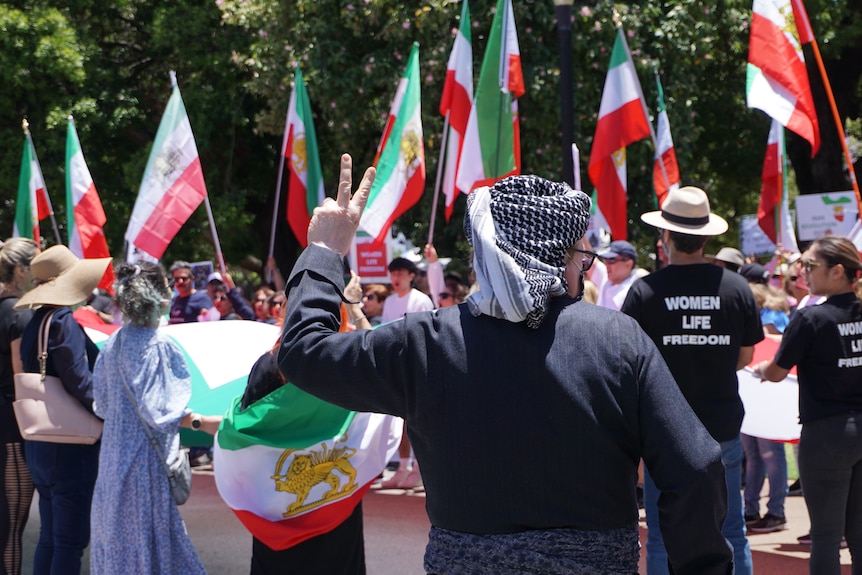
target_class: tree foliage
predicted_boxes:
[1,0,860,277]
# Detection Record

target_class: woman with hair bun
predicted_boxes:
[754,235,862,574]
[90,262,220,574]
[0,238,38,575]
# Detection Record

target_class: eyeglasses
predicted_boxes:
[565,248,598,271]
[438,292,453,300]
[213,295,228,302]
[802,259,830,273]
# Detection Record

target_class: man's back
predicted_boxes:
[621,263,762,441]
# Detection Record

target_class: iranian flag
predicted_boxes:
[746,0,820,155]
[455,0,524,193]
[653,75,680,207]
[439,0,473,222]
[214,384,401,550]
[758,120,799,251]
[359,43,425,243]
[124,72,208,261]
[66,117,115,293]
[283,66,324,247]
[14,128,53,242]
[588,28,651,240]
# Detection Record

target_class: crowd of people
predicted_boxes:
[1,152,861,574]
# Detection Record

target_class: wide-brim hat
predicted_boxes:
[641,186,728,236]
[705,247,745,267]
[15,245,111,309]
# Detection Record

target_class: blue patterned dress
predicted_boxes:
[90,325,206,574]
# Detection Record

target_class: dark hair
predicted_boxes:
[668,231,709,254]
[115,262,167,327]
[812,235,862,284]
[388,257,417,274]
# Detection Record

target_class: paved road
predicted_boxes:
[22,470,852,574]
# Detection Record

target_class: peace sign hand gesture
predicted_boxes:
[307,154,376,256]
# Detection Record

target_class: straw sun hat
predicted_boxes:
[15,245,111,309]
[640,186,728,236]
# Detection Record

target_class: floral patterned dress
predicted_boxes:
[90,324,206,574]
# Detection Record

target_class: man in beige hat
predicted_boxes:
[705,247,746,273]
[621,186,763,575]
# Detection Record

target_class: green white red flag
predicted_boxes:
[439,0,473,222]
[66,117,115,293]
[359,43,426,243]
[214,385,401,550]
[14,129,53,242]
[455,0,524,193]
[124,72,208,261]
[283,66,324,247]
[588,28,651,240]
[758,120,799,251]
[746,0,820,155]
[652,76,680,207]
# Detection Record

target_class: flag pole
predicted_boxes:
[802,24,862,214]
[267,138,289,284]
[427,112,451,245]
[22,121,62,246]
[494,0,510,181]
[203,196,227,276]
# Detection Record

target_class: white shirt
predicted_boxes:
[381,289,434,323]
[596,270,638,311]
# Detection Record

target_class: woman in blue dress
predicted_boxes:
[90,262,219,574]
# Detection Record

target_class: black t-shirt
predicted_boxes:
[775,292,862,424]
[622,264,763,442]
[0,296,33,442]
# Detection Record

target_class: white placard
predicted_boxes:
[795,191,859,241]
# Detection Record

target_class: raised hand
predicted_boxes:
[307,154,376,256]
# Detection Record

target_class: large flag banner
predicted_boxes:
[746,0,820,155]
[758,120,799,251]
[456,0,524,193]
[66,117,115,293]
[652,75,680,207]
[215,384,401,550]
[14,128,53,242]
[588,28,651,240]
[124,72,208,261]
[359,43,426,243]
[283,66,325,247]
[439,0,473,222]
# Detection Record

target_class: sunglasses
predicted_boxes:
[802,259,829,273]
[270,300,285,307]
[172,275,192,283]
[213,295,228,302]
[438,292,453,300]
[362,294,378,301]
[254,298,268,304]
[566,248,598,271]
[600,257,628,265]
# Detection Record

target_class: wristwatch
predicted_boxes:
[191,414,203,430]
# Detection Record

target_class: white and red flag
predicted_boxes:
[359,43,425,243]
[758,119,799,251]
[124,72,208,261]
[282,66,324,247]
[456,0,524,193]
[746,0,820,155]
[66,117,115,293]
[588,28,651,240]
[14,124,54,243]
[652,75,680,207]
[439,0,473,221]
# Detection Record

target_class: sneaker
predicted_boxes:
[398,466,423,489]
[378,467,410,489]
[796,533,848,548]
[748,514,787,533]
[787,479,803,496]
[744,513,761,524]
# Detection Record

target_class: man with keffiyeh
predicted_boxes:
[278,154,733,575]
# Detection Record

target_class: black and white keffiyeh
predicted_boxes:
[464,175,591,329]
